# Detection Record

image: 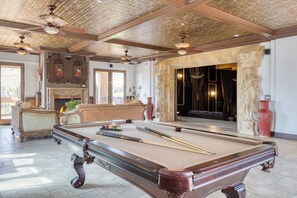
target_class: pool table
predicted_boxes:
[52,120,277,198]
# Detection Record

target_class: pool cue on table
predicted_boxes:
[97,130,210,154]
[139,126,215,155]
[136,126,213,155]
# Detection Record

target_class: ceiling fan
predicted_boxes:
[27,5,85,35]
[121,50,132,64]
[153,35,202,58]
[175,34,190,55]
[13,35,34,55]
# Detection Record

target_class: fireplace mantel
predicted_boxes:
[47,87,89,110]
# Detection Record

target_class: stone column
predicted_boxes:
[237,45,264,135]
[154,65,175,121]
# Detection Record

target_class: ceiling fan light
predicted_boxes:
[44,25,60,34]
[177,48,187,55]
[122,59,130,64]
[121,55,132,61]
[175,42,190,49]
[16,48,28,55]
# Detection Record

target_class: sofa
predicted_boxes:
[60,101,145,124]
[11,104,58,142]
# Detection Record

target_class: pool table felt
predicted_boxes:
[62,121,262,171]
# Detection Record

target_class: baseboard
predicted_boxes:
[271,131,297,140]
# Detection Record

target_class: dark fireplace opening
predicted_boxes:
[54,98,80,111]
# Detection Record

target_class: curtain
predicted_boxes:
[189,67,205,110]
[220,70,233,119]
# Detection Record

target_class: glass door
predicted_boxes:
[0,63,24,124]
[111,72,125,104]
[94,69,126,104]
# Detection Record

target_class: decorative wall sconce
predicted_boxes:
[177,73,183,80]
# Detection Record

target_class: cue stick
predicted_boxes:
[136,126,213,156]
[142,126,216,155]
[97,131,210,155]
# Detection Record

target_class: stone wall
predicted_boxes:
[154,44,264,135]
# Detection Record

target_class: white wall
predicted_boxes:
[89,61,135,97]
[273,36,297,135]
[0,52,39,97]
[134,61,156,105]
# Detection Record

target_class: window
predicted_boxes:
[93,69,126,104]
[0,63,24,124]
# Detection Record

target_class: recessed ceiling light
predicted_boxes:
[155,51,159,54]
[234,34,239,37]
[181,23,185,26]
[96,0,103,2]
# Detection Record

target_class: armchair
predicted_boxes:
[11,105,58,142]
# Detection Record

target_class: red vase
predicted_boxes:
[258,100,273,137]
[146,97,154,120]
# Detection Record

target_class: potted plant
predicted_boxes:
[65,99,81,111]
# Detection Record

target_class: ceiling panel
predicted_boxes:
[0,0,166,35]
[207,0,297,30]
[115,11,251,49]
[87,42,157,58]
[0,28,82,49]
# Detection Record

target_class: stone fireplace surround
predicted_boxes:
[154,44,264,135]
[47,87,89,110]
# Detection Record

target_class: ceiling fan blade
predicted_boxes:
[187,46,203,53]
[56,30,66,36]
[25,47,34,51]
[62,26,86,33]
[52,17,67,27]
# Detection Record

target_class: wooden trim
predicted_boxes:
[0,19,98,41]
[188,0,214,6]
[105,39,175,51]
[192,5,273,37]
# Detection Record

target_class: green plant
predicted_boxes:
[128,85,142,99]
[65,99,81,111]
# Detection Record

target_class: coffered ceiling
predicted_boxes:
[0,0,297,63]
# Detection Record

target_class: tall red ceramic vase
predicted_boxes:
[258,100,273,137]
[146,97,154,120]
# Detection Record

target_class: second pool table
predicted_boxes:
[52,120,277,198]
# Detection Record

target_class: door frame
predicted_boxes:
[0,62,25,125]
[93,69,126,104]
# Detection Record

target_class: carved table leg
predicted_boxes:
[71,154,85,188]
[221,183,246,198]
[11,128,15,135]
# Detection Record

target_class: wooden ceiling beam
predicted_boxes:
[161,0,187,7]
[68,41,97,53]
[0,19,98,41]
[68,5,182,52]
[98,5,180,41]
[191,5,273,37]
[40,46,96,56]
[105,39,175,51]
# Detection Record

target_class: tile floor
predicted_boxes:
[0,118,297,198]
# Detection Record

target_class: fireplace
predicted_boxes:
[47,87,89,110]
[54,98,81,111]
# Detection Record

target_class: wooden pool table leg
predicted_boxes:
[221,183,246,198]
[71,154,86,188]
